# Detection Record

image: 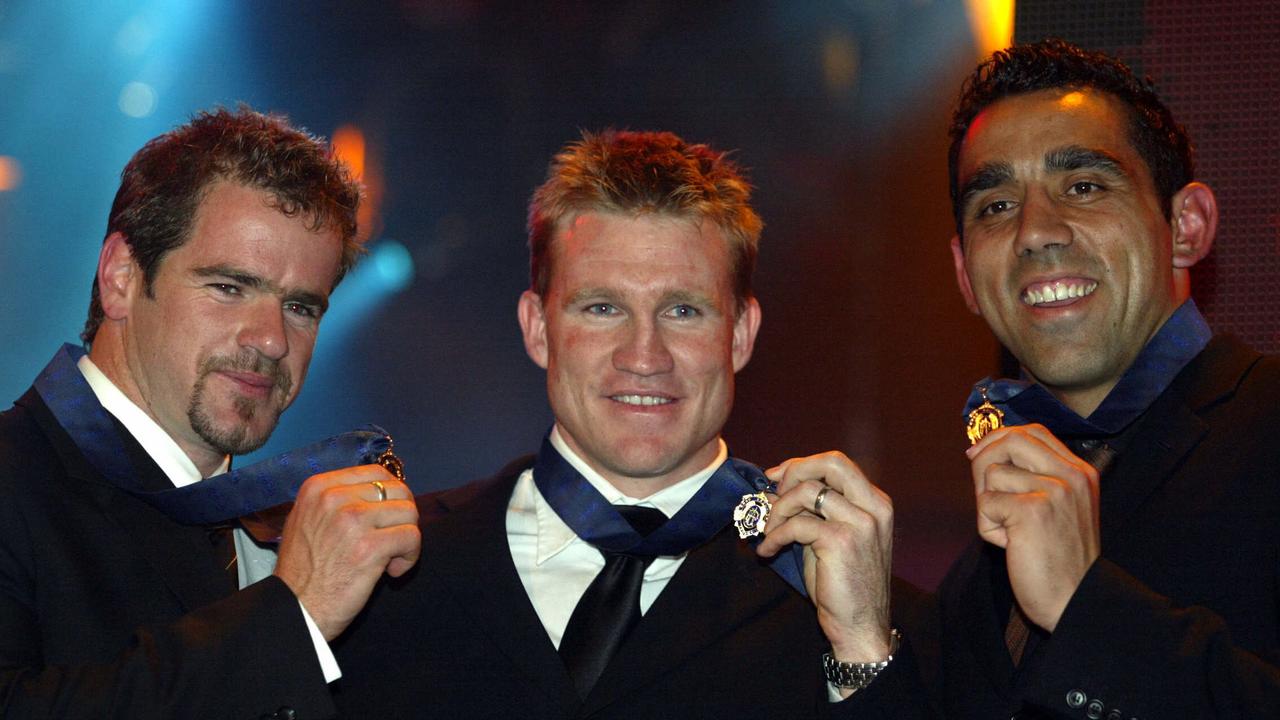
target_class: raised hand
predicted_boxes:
[756,451,895,666]
[967,423,1100,631]
[273,465,421,640]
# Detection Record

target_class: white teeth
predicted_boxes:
[1022,281,1097,306]
[613,394,672,406]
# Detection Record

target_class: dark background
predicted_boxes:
[0,1,1274,589]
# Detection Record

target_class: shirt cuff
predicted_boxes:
[298,600,342,683]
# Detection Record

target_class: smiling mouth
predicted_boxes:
[219,371,277,397]
[1022,280,1098,306]
[610,394,674,407]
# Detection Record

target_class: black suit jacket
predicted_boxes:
[333,457,923,719]
[0,387,335,719]
[916,335,1280,718]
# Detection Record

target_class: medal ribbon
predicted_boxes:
[34,343,393,525]
[531,433,807,596]
[962,300,1212,437]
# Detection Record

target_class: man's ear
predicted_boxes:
[1170,182,1217,269]
[97,232,141,321]
[731,296,762,372]
[950,235,981,315]
[517,290,550,369]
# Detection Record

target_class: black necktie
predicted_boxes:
[559,505,668,698]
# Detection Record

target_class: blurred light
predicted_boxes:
[332,124,366,180]
[332,123,385,244]
[964,0,1015,56]
[821,31,860,96]
[371,239,414,292]
[117,81,157,118]
[0,156,21,191]
[114,16,154,56]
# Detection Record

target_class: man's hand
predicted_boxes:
[755,452,895,682]
[967,424,1100,632]
[273,465,420,641]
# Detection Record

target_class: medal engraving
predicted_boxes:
[733,492,772,539]
[966,388,1005,445]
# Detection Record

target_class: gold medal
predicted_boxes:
[733,492,772,539]
[377,435,406,482]
[966,387,1004,445]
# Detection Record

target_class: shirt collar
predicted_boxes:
[964,299,1212,437]
[77,355,230,487]
[532,425,728,565]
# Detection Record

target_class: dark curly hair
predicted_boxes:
[947,38,1194,238]
[82,106,362,344]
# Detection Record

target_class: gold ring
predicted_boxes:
[371,480,387,502]
[813,486,830,519]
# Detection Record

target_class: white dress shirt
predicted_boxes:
[507,425,728,649]
[77,355,341,683]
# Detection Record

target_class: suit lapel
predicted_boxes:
[582,526,794,713]
[23,387,233,611]
[1100,336,1259,545]
[423,468,581,715]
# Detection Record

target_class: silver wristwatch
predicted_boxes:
[822,629,902,692]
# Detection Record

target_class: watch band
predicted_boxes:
[823,628,902,692]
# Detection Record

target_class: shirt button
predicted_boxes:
[1080,438,1102,450]
[1106,711,1123,720]
[1066,690,1088,708]
[1086,699,1106,719]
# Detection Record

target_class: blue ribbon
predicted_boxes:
[33,343,392,525]
[962,300,1212,437]
[532,434,808,597]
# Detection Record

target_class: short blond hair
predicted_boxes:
[526,129,762,309]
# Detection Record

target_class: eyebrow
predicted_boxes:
[564,287,616,307]
[563,287,721,312]
[958,162,1014,212]
[1044,145,1126,176]
[194,264,329,313]
[663,289,720,311]
[960,145,1129,212]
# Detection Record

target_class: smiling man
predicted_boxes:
[334,130,907,718]
[928,39,1280,717]
[0,108,419,718]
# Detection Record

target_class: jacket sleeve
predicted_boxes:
[1019,558,1280,719]
[0,573,337,720]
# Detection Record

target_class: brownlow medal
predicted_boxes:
[966,387,1004,445]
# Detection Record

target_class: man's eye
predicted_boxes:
[668,304,700,319]
[1067,181,1103,195]
[585,303,617,316]
[209,283,241,295]
[978,199,1013,217]
[285,302,318,319]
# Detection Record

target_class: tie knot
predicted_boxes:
[616,505,668,538]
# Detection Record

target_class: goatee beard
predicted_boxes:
[187,350,293,455]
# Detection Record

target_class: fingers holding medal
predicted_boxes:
[753,451,896,665]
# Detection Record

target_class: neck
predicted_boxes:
[88,332,226,477]
[552,428,723,499]
[1045,380,1116,419]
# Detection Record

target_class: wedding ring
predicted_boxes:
[371,480,387,502]
[812,486,830,519]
